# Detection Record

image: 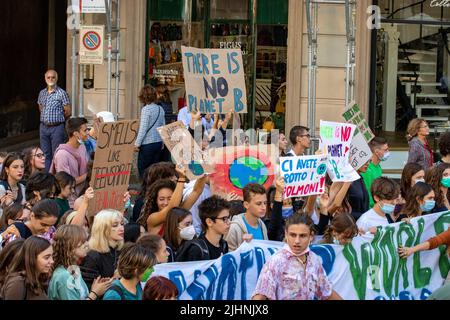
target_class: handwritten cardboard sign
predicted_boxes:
[157,121,214,181]
[88,120,138,215]
[342,103,375,143]
[280,155,328,198]
[181,46,247,114]
[319,120,359,182]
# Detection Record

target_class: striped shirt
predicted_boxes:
[135,103,165,146]
[38,86,70,123]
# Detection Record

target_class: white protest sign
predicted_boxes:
[319,120,359,182]
[79,25,104,65]
[349,132,373,170]
[79,0,106,13]
[280,155,328,198]
[181,46,247,114]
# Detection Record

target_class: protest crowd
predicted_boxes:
[0,69,449,302]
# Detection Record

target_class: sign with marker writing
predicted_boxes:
[349,131,373,170]
[181,46,247,114]
[157,121,214,181]
[88,120,139,215]
[319,120,359,182]
[280,155,328,198]
[342,103,375,143]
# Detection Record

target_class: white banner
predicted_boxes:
[152,211,450,300]
[280,155,328,198]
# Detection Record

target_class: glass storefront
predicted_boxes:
[145,0,288,129]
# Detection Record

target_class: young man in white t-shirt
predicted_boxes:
[357,177,400,233]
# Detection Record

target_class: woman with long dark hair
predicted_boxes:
[400,182,435,218]
[425,163,450,213]
[0,236,53,300]
[0,153,26,208]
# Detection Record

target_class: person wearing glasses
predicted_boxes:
[38,70,71,172]
[175,196,230,262]
[406,119,434,170]
[22,147,46,182]
[50,118,89,207]
[286,126,311,157]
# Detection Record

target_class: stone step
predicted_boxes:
[398,59,436,65]
[416,93,447,98]
[398,71,435,76]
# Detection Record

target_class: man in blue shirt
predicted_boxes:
[38,70,71,172]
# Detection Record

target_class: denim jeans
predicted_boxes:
[40,123,66,172]
[137,141,163,179]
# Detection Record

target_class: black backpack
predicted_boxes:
[175,238,227,262]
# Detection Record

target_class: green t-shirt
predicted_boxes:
[55,197,70,216]
[103,279,143,300]
[360,162,382,208]
[48,266,89,300]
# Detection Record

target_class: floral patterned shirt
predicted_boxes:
[252,244,332,300]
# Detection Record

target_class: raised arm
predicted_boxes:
[181,175,207,210]
[71,188,94,226]
[147,167,187,230]
[328,182,351,214]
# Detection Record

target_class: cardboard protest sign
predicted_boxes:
[342,103,375,143]
[342,102,374,170]
[157,121,214,181]
[208,145,277,200]
[280,155,328,198]
[319,120,359,182]
[349,132,373,170]
[89,120,138,215]
[181,46,247,114]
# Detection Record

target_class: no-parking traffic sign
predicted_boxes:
[79,25,104,65]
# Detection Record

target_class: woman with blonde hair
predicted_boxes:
[406,118,434,170]
[80,209,124,289]
[49,225,113,300]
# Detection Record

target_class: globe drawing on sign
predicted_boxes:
[188,161,205,176]
[229,156,269,189]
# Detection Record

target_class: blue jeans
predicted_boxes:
[40,123,66,172]
[138,141,163,179]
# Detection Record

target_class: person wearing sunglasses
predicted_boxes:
[22,147,46,182]
[175,196,230,262]
[286,125,311,157]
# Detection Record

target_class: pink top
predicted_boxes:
[252,245,332,300]
[50,144,88,203]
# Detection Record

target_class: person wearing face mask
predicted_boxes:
[252,214,342,300]
[399,182,435,219]
[163,207,196,262]
[356,177,401,234]
[425,162,450,213]
[38,69,72,172]
[50,118,89,207]
[361,137,391,208]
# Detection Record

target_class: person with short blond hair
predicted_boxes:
[80,209,124,289]
[406,118,434,170]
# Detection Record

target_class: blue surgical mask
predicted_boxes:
[380,151,391,162]
[282,207,294,219]
[420,200,435,212]
[380,202,395,215]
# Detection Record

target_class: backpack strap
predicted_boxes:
[109,284,125,300]
[195,239,210,260]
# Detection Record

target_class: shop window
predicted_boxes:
[209,0,248,20]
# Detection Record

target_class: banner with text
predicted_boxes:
[342,103,373,170]
[280,155,328,198]
[182,46,247,114]
[88,120,138,215]
[152,211,450,300]
[157,121,214,181]
[319,120,359,182]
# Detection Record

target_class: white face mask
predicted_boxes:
[179,225,196,241]
[332,237,341,245]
